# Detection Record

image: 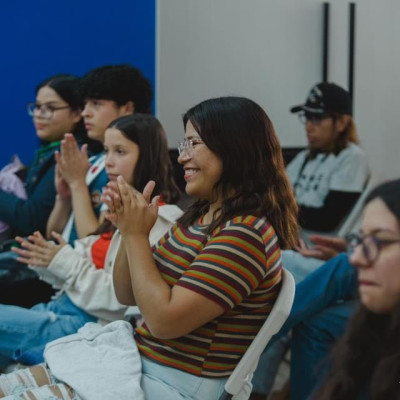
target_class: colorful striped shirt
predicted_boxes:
[135,215,282,377]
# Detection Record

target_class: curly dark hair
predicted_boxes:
[80,64,153,114]
[178,96,299,249]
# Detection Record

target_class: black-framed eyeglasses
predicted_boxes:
[345,232,400,263]
[27,102,71,119]
[177,138,204,157]
[298,112,333,126]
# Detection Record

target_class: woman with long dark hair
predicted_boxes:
[0,96,298,399]
[0,74,95,307]
[0,74,88,239]
[315,178,400,399]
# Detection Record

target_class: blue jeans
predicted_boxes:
[0,293,96,368]
[280,250,324,283]
[251,253,357,395]
[290,300,356,400]
[141,357,251,400]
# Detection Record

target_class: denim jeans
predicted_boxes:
[141,357,252,400]
[280,250,325,283]
[251,253,358,396]
[0,293,96,368]
[290,300,356,400]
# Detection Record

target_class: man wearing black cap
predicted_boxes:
[287,82,370,232]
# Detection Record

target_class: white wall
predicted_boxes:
[157,0,400,181]
[354,0,400,182]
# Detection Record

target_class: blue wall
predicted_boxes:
[0,0,155,165]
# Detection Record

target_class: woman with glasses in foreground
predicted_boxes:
[287,82,369,232]
[314,178,400,399]
[281,178,400,399]
[0,96,298,399]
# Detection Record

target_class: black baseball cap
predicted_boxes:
[290,82,352,116]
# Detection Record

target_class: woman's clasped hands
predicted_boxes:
[101,176,160,237]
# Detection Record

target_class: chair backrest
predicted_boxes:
[220,268,295,399]
[336,175,376,237]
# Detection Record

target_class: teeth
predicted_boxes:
[185,169,197,176]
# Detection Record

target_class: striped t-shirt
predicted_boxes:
[135,215,282,378]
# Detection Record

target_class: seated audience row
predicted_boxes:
[0,75,381,400]
[0,64,153,307]
[0,96,299,399]
[0,114,181,370]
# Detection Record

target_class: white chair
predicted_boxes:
[219,268,296,400]
[336,175,376,237]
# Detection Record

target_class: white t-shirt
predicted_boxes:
[287,143,370,208]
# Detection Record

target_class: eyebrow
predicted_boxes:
[105,143,130,149]
[184,135,201,140]
[35,101,63,106]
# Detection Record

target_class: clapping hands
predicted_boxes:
[54,133,90,190]
[101,177,159,237]
[12,231,67,267]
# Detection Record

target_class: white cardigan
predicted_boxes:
[31,205,183,325]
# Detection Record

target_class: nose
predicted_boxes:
[33,107,45,119]
[177,149,191,164]
[349,244,369,269]
[81,104,91,118]
[105,153,114,168]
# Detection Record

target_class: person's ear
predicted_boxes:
[119,101,135,116]
[334,114,351,132]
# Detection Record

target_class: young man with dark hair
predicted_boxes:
[47,64,153,242]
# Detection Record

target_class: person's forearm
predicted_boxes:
[123,233,173,334]
[113,240,136,305]
[69,180,101,238]
[46,195,72,238]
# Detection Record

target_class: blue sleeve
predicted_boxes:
[278,253,357,336]
[0,164,56,237]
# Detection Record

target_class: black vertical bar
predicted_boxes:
[348,3,356,101]
[322,3,330,82]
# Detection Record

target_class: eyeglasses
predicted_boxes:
[298,112,333,126]
[27,102,71,119]
[345,232,400,263]
[177,138,204,157]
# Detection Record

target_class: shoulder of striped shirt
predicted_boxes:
[158,204,184,223]
[216,215,273,233]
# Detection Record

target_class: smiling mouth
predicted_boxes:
[184,169,198,180]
